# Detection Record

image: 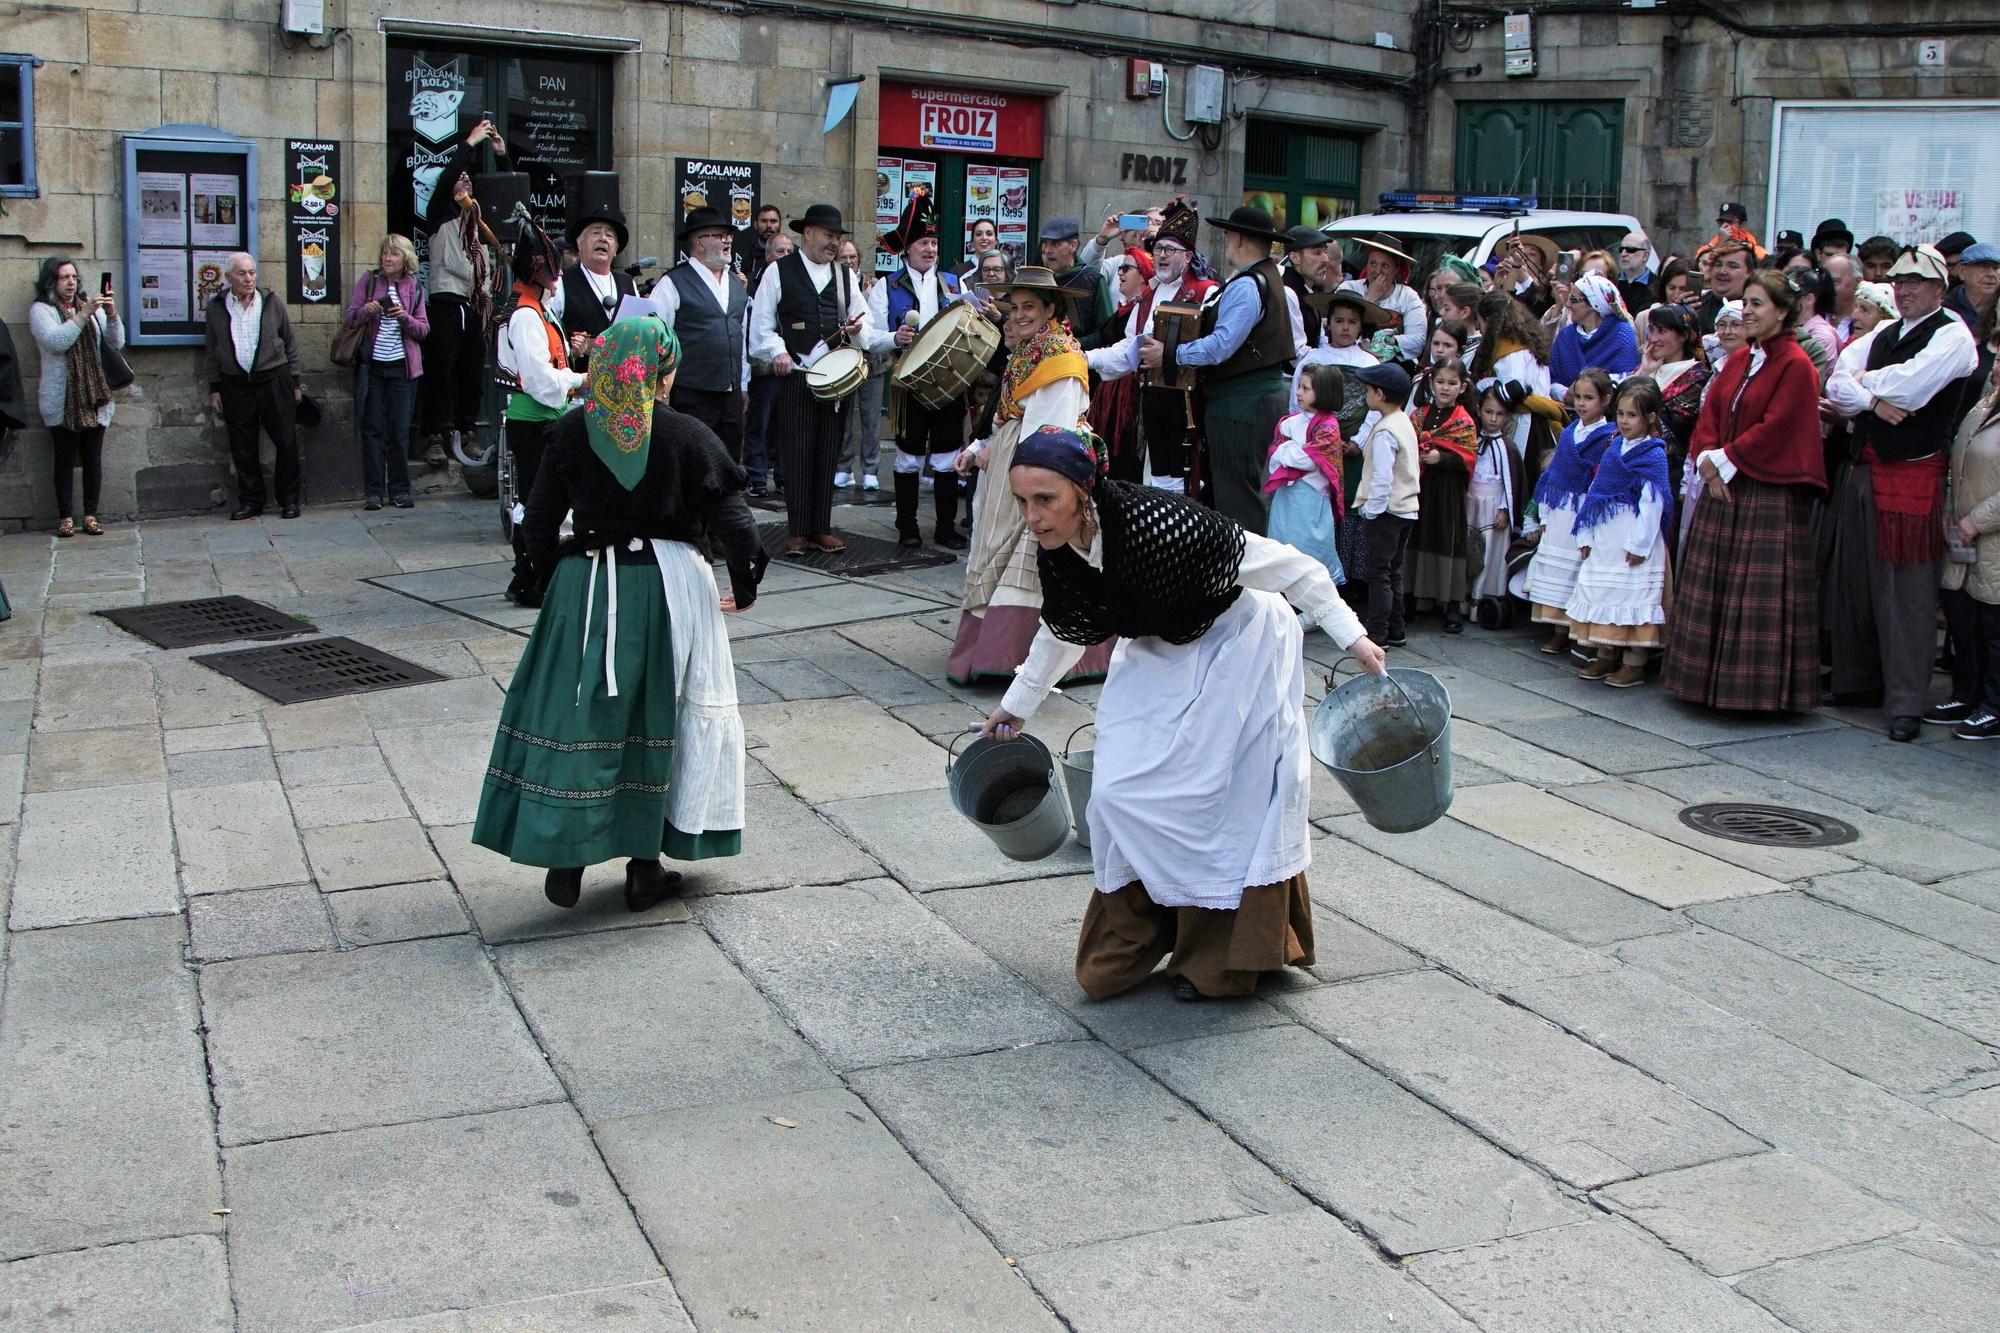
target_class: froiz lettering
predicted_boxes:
[1120,153,1188,185]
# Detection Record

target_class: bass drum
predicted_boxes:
[894,302,1001,410]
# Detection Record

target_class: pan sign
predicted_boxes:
[920,102,996,153]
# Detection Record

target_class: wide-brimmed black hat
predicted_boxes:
[677,206,732,244]
[1812,217,1854,248]
[1205,204,1287,243]
[1349,231,1415,266]
[566,171,629,252]
[790,203,849,236]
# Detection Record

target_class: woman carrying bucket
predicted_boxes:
[979,427,1387,1002]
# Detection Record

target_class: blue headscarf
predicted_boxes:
[1010,425,1099,490]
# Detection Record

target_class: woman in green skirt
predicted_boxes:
[473,317,766,912]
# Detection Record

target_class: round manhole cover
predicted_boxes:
[1677,803,1859,849]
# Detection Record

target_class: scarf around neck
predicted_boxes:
[1533,416,1617,512]
[58,301,111,431]
[1575,434,1671,536]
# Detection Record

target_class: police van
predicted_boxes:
[1320,192,1651,278]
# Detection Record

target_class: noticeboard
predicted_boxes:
[120,126,258,348]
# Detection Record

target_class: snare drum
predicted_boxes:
[805,346,867,401]
[894,303,1002,411]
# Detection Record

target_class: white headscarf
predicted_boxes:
[1714,299,1745,325]
[1573,272,1627,321]
[1855,282,1897,318]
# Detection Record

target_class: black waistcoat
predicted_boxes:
[1854,308,1975,463]
[774,252,848,359]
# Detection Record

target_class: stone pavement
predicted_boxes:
[2,492,1999,1331]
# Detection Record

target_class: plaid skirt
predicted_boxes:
[1663,476,1820,712]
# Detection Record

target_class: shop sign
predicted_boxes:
[674,156,763,265]
[880,82,1044,159]
[284,139,342,306]
[920,102,995,153]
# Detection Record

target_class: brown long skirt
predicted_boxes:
[1075,875,1316,1000]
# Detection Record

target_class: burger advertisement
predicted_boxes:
[673,156,762,242]
[284,139,343,304]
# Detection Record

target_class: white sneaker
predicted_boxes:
[833,472,852,488]
[862,475,879,491]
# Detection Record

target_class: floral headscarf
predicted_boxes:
[1573,272,1628,322]
[584,316,680,491]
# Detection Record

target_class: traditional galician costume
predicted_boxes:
[1406,395,1479,625]
[948,267,1115,685]
[867,191,968,550]
[495,207,585,606]
[1523,412,1618,646]
[558,172,638,370]
[996,430,1372,1000]
[1466,418,1524,604]
[652,206,751,465]
[472,319,764,913]
[1566,430,1673,686]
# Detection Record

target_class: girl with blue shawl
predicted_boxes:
[1523,368,1620,655]
[1567,377,1674,687]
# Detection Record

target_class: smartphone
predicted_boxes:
[478,111,496,126]
[1118,213,1150,232]
[1554,254,1576,283]
[99,271,113,295]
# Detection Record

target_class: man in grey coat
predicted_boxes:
[204,253,304,519]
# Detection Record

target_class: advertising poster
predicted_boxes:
[964,163,999,254]
[672,156,762,263]
[137,171,188,247]
[136,249,189,324]
[997,166,1031,264]
[191,250,236,311]
[284,140,342,305]
[1877,187,1962,246]
[189,173,241,248]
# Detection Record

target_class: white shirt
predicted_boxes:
[1084,273,1201,381]
[1339,280,1429,360]
[1361,409,1417,517]
[748,252,872,365]
[499,305,585,411]
[1824,311,1979,420]
[228,289,263,374]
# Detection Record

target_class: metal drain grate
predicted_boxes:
[100,596,316,649]
[756,523,957,577]
[1678,802,1860,849]
[193,637,444,704]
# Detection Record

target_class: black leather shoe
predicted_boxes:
[280,504,301,519]
[1888,716,1921,742]
[544,867,583,909]
[390,497,413,509]
[1169,976,1205,1003]
[229,505,263,521]
[934,529,968,550]
[363,497,383,512]
[624,859,684,912]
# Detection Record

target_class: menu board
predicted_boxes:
[121,132,257,347]
[672,156,762,264]
[996,167,1032,264]
[283,140,342,306]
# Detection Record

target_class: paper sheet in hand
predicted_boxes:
[614,295,656,326]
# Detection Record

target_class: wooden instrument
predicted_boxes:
[1144,302,1202,392]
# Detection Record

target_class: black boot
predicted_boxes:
[933,472,968,549]
[893,471,923,549]
[544,867,583,909]
[624,858,685,912]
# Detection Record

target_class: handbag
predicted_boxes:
[331,274,375,368]
[99,332,135,391]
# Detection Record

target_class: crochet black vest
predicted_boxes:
[1854,309,1976,463]
[1038,481,1246,646]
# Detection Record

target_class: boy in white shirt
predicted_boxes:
[1354,361,1419,647]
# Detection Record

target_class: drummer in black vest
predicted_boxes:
[866,191,969,551]
[651,207,749,464]
[747,203,874,555]
[559,172,637,371]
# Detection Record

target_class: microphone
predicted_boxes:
[901,310,921,328]
[622,256,659,277]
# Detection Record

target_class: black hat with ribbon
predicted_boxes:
[790,203,849,236]
[565,171,629,252]
[880,189,939,256]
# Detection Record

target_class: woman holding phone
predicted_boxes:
[343,234,430,510]
[28,258,124,536]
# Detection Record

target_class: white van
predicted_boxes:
[1320,193,1651,280]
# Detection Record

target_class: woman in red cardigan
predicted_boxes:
[1664,271,1827,711]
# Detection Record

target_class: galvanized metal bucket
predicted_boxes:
[1058,722,1096,849]
[1308,661,1453,834]
[947,730,1071,861]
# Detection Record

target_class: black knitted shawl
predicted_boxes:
[1037,481,1246,646]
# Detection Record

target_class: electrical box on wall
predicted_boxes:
[282,0,325,35]
[1126,58,1164,99]
[1185,65,1225,124]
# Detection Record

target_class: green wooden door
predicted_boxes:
[1455,100,1624,211]
[1244,121,1363,234]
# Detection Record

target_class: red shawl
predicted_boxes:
[1418,401,1477,472]
[1264,410,1346,519]
[1688,333,1824,490]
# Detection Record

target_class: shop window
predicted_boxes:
[1,55,40,198]
[1243,120,1362,235]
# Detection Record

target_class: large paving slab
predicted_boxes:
[1134,1026,1582,1256]
[1449,782,1782,908]
[1613,925,1997,1094]
[1447,718,1606,786]
[224,1104,660,1331]
[32,660,156,731]
[324,880,470,947]
[171,779,311,894]
[376,719,493,827]
[10,781,178,928]
[1325,811,1680,945]
[496,924,838,1123]
[24,724,165,792]
[1594,1152,1917,1276]
[597,1089,1056,1331]
[850,1041,1304,1256]
[0,917,223,1260]
[1803,868,2000,964]
[1706,727,2000,850]
[326,1280,693,1332]
[1690,893,2000,1047]
[1409,1216,1791,1332]
[1733,1235,2000,1333]
[1492,710,1710,774]
[186,883,336,962]
[681,782,885,894]
[1934,1085,2000,1141]
[431,825,693,943]
[696,878,1084,1070]
[1024,1210,1473,1332]
[1509,664,1842,745]
[1554,776,1860,882]
[0,1234,232,1331]
[1507,966,2000,1244]
[1286,970,1763,1189]
[200,934,564,1144]
[301,817,446,891]
[741,695,949,802]
[819,784,1093,892]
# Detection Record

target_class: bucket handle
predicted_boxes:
[947,724,1029,774]
[1327,656,1423,718]
[1063,721,1095,760]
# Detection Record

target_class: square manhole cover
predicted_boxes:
[193,637,445,704]
[100,596,316,649]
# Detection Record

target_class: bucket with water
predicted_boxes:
[947,730,1071,861]
[1308,661,1453,833]
[1058,722,1095,849]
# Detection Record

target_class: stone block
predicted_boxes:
[25,724,164,791]
[167,744,278,786]
[1287,970,1763,1189]
[497,925,837,1123]
[1935,1085,2000,1141]
[88,10,269,74]
[672,58,756,110]
[1804,869,2000,964]
[288,779,411,828]
[171,779,309,893]
[1411,1217,1789,1332]
[1494,711,1709,774]
[1706,728,2000,851]
[301,816,443,891]
[1512,667,1842,746]
[697,878,1083,1070]
[1449,718,1606,786]
[35,62,162,135]
[377,719,490,827]
[11,782,179,928]
[223,1105,659,1330]
[1137,1026,1582,1256]
[1556,776,1858,882]
[1596,1152,1917,1277]
[821,785,1094,892]
[164,721,266,754]
[199,935,563,1144]
[187,883,334,962]
[1025,1211,1473,1333]
[741,696,947,802]
[134,462,232,515]
[432,825,692,942]
[163,69,220,128]
[338,1280,694,1332]
[154,657,267,729]
[744,657,851,700]
[263,695,373,752]
[359,674,503,728]
[33,660,155,731]
[0,1235,231,1331]
[0,754,20,825]
[0,918,222,1260]
[597,1089,1054,1331]
[1734,1236,2000,1333]
[852,1042,1304,1256]
[324,879,468,947]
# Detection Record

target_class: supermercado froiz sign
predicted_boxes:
[879,82,1044,160]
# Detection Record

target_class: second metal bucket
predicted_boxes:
[947,731,1071,862]
[1058,722,1095,849]
[1308,663,1453,834]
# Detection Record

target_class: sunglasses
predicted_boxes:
[1618,245,1647,254]
[1118,264,1137,274]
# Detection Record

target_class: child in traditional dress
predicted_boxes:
[1265,362,1347,613]
[1567,377,1673,687]
[1354,361,1420,647]
[1467,383,1522,614]
[1296,292,1390,609]
[1523,368,1618,655]
[1407,357,1478,632]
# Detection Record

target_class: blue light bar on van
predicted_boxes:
[1379,191,1537,215]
